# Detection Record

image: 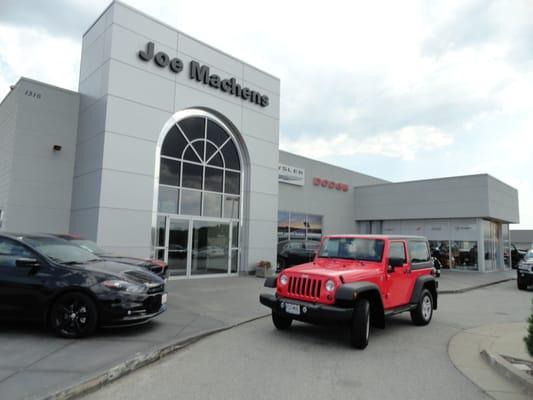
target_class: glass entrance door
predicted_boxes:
[159,217,238,277]
[167,218,189,276]
[191,221,230,276]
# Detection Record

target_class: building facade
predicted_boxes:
[0,1,520,276]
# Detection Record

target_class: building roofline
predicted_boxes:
[352,173,517,192]
[279,149,389,183]
[0,77,79,109]
[83,1,280,82]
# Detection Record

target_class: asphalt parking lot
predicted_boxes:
[0,270,519,400]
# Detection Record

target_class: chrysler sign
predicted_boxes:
[138,42,270,107]
[279,164,305,186]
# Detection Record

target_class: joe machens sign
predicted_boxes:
[138,42,270,108]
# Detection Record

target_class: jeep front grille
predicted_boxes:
[288,276,322,299]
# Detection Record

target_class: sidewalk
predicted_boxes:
[438,269,515,294]
[449,323,533,400]
[0,271,516,400]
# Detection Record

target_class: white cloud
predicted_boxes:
[0,25,80,99]
[280,126,453,161]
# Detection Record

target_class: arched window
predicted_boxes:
[157,116,242,219]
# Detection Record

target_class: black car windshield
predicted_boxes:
[24,237,101,264]
[70,239,113,257]
[319,238,385,262]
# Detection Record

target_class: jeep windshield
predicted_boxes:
[319,237,384,262]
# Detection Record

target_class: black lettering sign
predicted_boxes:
[138,42,269,107]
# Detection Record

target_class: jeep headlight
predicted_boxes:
[280,275,289,286]
[325,280,335,292]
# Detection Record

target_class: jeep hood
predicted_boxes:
[286,259,381,281]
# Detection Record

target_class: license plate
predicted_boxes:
[162,293,168,305]
[285,303,300,315]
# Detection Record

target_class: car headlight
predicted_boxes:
[280,275,289,286]
[325,280,335,292]
[102,280,145,294]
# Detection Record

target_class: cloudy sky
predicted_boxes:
[1,0,532,228]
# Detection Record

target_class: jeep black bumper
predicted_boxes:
[259,293,353,324]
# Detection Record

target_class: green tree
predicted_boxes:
[526,299,533,357]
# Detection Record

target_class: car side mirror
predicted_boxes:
[16,258,40,269]
[388,257,404,272]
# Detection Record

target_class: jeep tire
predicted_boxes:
[350,299,370,349]
[411,289,433,326]
[272,311,292,330]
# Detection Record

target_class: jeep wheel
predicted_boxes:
[272,311,292,330]
[350,299,370,349]
[517,276,527,290]
[411,289,433,326]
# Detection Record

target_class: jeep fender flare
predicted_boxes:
[335,282,385,329]
[410,275,438,310]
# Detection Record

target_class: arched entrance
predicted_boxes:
[152,109,244,277]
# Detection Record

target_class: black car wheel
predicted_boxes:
[517,276,527,290]
[272,311,292,330]
[411,289,433,326]
[50,292,98,338]
[350,299,370,349]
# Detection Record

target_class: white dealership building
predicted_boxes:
[0,1,519,276]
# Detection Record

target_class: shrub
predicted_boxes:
[525,299,533,357]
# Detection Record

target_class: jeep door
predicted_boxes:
[384,241,412,308]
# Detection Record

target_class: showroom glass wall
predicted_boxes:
[371,218,510,272]
[278,211,323,241]
[153,111,243,277]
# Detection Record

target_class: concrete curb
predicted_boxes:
[480,348,533,395]
[439,278,515,294]
[35,313,269,400]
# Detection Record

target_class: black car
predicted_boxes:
[0,233,167,338]
[52,234,169,279]
[277,240,320,271]
[504,244,526,269]
[517,249,533,290]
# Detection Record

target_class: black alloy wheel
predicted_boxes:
[50,292,98,338]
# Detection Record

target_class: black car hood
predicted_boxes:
[73,260,163,284]
[101,256,148,267]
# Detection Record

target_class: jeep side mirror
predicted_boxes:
[16,258,40,269]
[388,257,404,272]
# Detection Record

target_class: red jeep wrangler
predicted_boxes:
[260,235,438,349]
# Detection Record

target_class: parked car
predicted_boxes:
[504,244,526,269]
[0,233,167,338]
[432,256,442,277]
[277,240,320,271]
[192,246,225,258]
[52,234,168,279]
[261,235,438,349]
[517,249,533,290]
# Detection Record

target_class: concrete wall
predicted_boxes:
[0,88,17,230]
[0,78,79,233]
[73,1,280,270]
[278,151,386,235]
[354,174,519,224]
